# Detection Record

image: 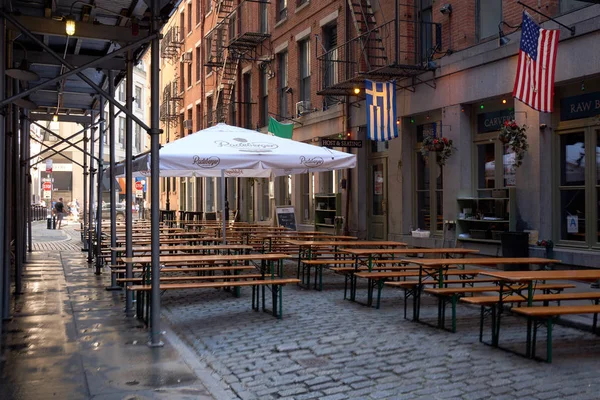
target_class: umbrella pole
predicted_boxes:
[221,169,226,244]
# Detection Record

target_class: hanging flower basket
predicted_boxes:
[420,135,457,166]
[498,120,529,168]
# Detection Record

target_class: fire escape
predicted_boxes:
[160,25,184,139]
[317,3,441,96]
[205,0,270,126]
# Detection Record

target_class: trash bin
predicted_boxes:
[47,216,52,230]
[52,216,56,230]
[501,231,529,271]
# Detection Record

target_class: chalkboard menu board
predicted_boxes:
[276,206,296,231]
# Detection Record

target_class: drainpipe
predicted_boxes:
[0,5,6,345]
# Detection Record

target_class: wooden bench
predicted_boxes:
[354,269,482,309]
[425,283,576,332]
[512,303,600,363]
[130,278,300,320]
[116,274,263,284]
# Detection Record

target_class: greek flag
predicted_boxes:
[365,79,398,141]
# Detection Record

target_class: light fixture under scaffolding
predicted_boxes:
[5,42,40,82]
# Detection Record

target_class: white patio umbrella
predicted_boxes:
[110,123,356,241]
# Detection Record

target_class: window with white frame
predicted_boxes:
[205,177,215,212]
[118,117,125,146]
[134,86,142,110]
[278,51,288,118]
[134,124,142,153]
[299,39,311,103]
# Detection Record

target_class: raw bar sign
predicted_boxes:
[321,139,362,148]
[560,92,600,121]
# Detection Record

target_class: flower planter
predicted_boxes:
[434,143,444,151]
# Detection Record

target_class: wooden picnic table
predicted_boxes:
[477,268,600,352]
[404,257,561,323]
[341,248,480,306]
[121,253,292,278]
[110,244,253,254]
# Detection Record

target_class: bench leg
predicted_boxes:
[546,317,553,363]
[479,306,485,342]
[526,317,533,358]
[451,294,458,333]
[376,279,384,309]
[531,319,538,359]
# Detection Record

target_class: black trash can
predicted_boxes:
[47,216,52,229]
[501,232,530,271]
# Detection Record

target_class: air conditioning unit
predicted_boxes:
[181,52,192,63]
[183,119,193,130]
[296,100,313,117]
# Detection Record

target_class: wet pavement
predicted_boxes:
[3,221,600,399]
[0,222,215,400]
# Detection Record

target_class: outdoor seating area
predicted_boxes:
[90,217,600,364]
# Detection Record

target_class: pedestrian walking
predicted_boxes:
[53,197,65,229]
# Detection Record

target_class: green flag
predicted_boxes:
[268,117,293,139]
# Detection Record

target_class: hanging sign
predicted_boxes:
[45,159,53,173]
[477,109,515,133]
[560,92,600,121]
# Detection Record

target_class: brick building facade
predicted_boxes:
[155,0,600,267]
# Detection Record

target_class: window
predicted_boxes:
[299,39,311,103]
[420,1,433,62]
[180,10,185,37]
[206,96,213,127]
[196,103,202,131]
[206,0,212,14]
[300,173,314,223]
[195,46,201,82]
[278,51,288,118]
[260,1,268,33]
[277,0,287,21]
[196,0,201,25]
[187,2,192,34]
[205,177,215,212]
[134,86,142,110]
[180,61,185,91]
[229,84,237,125]
[560,0,589,14]
[555,127,600,246]
[260,68,269,127]
[243,73,252,129]
[118,117,125,146]
[187,108,193,135]
[134,124,142,153]
[477,0,502,41]
[118,84,125,101]
[259,178,271,220]
[205,34,213,74]
[103,112,108,144]
[179,113,184,138]
[187,53,193,87]
[322,23,338,107]
[297,0,307,6]
[415,123,443,233]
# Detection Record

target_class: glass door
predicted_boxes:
[368,157,388,240]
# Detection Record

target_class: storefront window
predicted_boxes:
[300,173,313,223]
[415,123,443,233]
[558,131,586,242]
[477,143,495,191]
[204,177,215,212]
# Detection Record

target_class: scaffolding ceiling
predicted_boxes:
[3,0,179,120]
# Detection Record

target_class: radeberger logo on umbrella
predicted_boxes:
[215,137,278,152]
[300,156,324,168]
[225,169,244,177]
[193,155,220,168]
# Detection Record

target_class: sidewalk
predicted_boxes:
[0,221,218,400]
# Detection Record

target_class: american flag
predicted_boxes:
[512,12,560,113]
[365,80,398,141]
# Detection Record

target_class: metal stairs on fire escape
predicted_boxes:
[212,0,237,123]
[347,0,387,71]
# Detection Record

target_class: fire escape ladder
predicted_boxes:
[347,0,387,71]
[216,0,234,25]
[214,49,240,123]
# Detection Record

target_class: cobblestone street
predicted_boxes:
[163,263,600,400]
